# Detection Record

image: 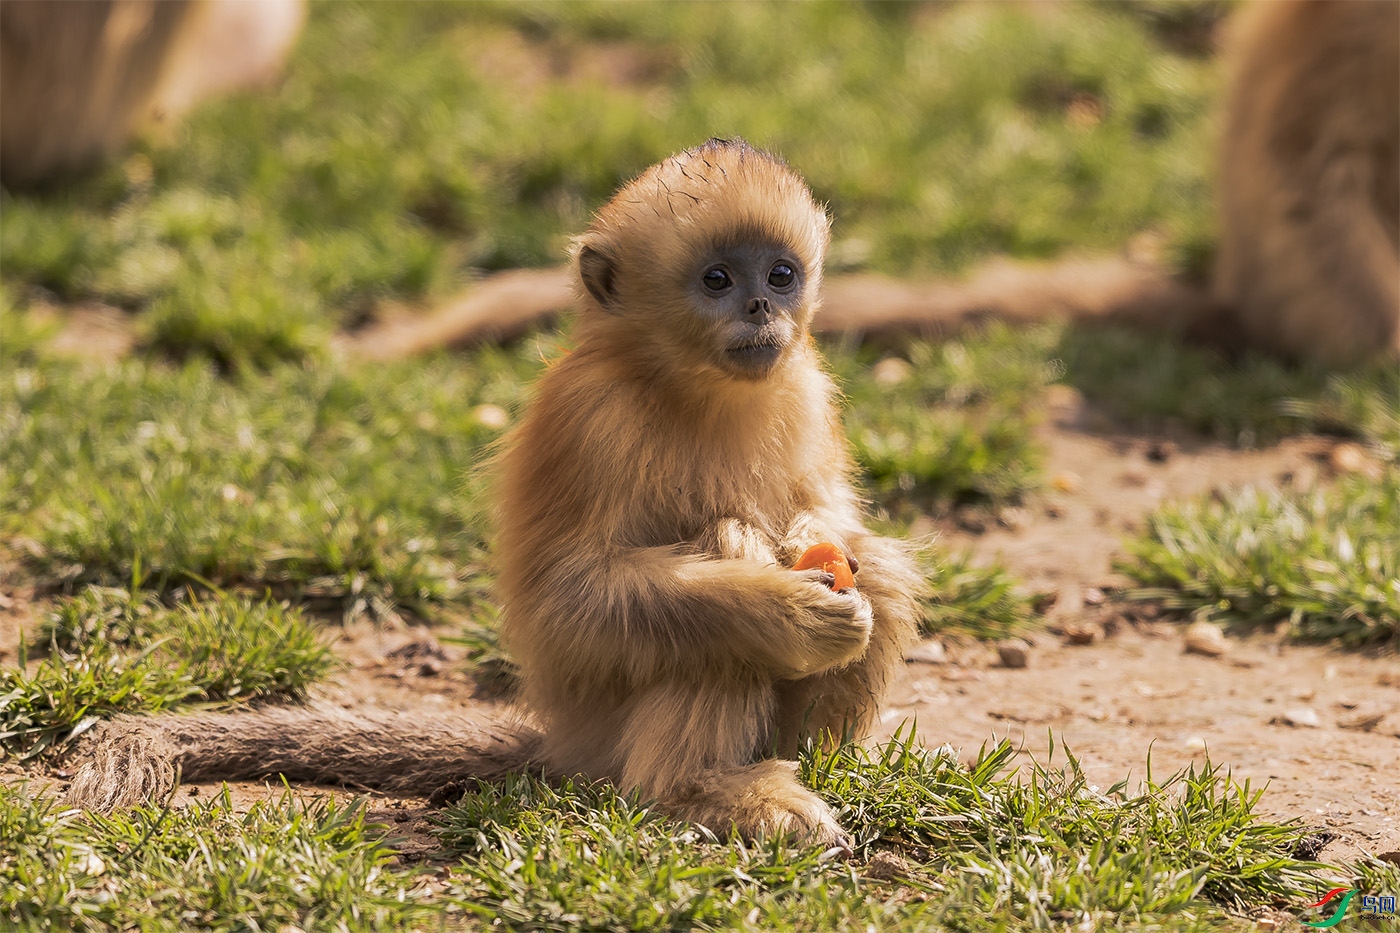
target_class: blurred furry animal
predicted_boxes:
[68,139,924,848]
[0,0,304,188]
[1215,0,1400,364]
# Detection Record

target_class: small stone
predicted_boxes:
[996,641,1030,669]
[872,357,911,386]
[1184,736,1208,752]
[1273,707,1321,728]
[1063,623,1102,646]
[1183,621,1229,657]
[418,659,443,677]
[1144,441,1175,463]
[1083,587,1105,606]
[472,403,510,430]
[76,850,106,876]
[1051,471,1081,494]
[1336,708,1386,732]
[905,640,947,665]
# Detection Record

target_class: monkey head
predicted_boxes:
[571,138,831,382]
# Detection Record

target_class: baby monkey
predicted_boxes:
[68,139,924,848]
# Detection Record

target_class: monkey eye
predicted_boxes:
[767,263,795,289]
[702,268,731,291]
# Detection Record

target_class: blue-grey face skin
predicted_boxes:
[689,240,807,380]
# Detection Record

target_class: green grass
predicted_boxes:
[0,731,1362,931]
[1,1,1219,366]
[923,551,1038,641]
[0,348,538,616]
[1059,325,1400,456]
[427,730,1331,931]
[1122,476,1400,646]
[0,786,433,932]
[0,590,331,759]
[835,325,1059,507]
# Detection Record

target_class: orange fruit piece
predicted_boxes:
[793,542,857,591]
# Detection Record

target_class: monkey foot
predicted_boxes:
[670,759,853,855]
[735,781,852,854]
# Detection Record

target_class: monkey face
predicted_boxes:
[688,239,808,381]
[573,139,831,383]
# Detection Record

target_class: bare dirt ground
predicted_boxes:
[2,389,1396,865]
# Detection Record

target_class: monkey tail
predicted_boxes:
[64,703,544,812]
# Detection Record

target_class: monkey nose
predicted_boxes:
[747,297,770,315]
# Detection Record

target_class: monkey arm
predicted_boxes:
[518,547,872,683]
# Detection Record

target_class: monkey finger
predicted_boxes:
[847,555,859,575]
[809,820,855,859]
[797,568,838,589]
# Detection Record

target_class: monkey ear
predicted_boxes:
[578,244,620,310]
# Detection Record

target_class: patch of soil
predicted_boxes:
[887,394,1400,862]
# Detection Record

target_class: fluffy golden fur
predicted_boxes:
[67,140,924,848]
[1215,0,1400,364]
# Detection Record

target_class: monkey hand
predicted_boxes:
[783,572,873,676]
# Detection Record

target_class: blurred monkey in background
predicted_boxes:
[1215,0,1400,365]
[0,0,304,187]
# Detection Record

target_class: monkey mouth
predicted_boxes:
[723,337,785,375]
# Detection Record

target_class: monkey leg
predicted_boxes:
[773,534,924,755]
[606,679,847,849]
